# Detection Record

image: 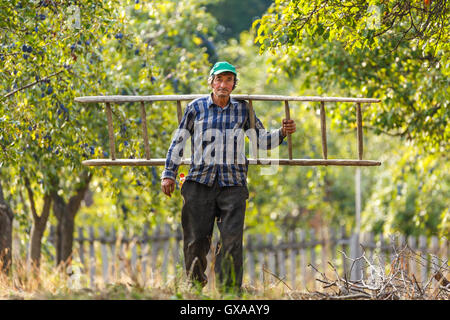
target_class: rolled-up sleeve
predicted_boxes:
[161,103,196,180]
[254,115,285,150]
[245,108,285,150]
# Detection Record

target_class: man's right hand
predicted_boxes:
[161,178,176,197]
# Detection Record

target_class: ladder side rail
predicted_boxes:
[140,101,151,160]
[105,102,116,160]
[284,100,293,160]
[356,103,363,160]
[248,100,258,163]
[319,101,327,161]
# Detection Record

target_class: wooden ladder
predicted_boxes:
[74,94,381,167]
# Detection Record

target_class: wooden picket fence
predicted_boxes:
[38,224,448,290]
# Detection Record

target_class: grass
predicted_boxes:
[2,244,448,300]
[0,257,310,300]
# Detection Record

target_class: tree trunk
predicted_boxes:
[29,222,46,268]
[27,195,52,269]
[52,171,92,266]
[52,194,75,265]
[0,208,13,274]
[60,214,75,265]
[25,177,52,270]
[0,181,13,274]
[0,181,14,274]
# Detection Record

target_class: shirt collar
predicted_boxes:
[208,93,240,109]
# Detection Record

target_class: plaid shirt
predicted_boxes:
[161,94,285,187]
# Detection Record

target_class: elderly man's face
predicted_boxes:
[211,72,235,98]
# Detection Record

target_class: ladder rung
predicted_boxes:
[82,158,381,167]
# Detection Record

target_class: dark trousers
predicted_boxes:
[180,177,249,290]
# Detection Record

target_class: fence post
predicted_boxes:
[366,232,375,264]
[256,234,265,285]
[99,227,109,284]
[161,224,171,283]
[151,226,161,275]
[299,229,307,289]
[172,226,182,275]
[321,228,328,279]
[130,233,138,276]
[246,234,256,287]
[141,224,149,284]
[288,230,297,289]
[309,229,317,289]
[407,235,417,277]
[77,227,86,273]
[329,227,337,270]
[419,235,428,284]
[109,226,117,280]
[88,226,96,288]
[430,236,440,290]
[267,234,276,283]
[277,234,286,283]
[118,230,127,278]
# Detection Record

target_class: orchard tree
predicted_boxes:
[253,0,448,151]
[254,0,448,61]
[252,0,449,234]
[363,149,449,237]
[0,0,122,268]
[1,0,221,269]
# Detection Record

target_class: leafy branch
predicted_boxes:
[2,68,68,100]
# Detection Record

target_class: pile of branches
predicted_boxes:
[309,244,449,300]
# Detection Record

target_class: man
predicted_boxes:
[161,61,296,292]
